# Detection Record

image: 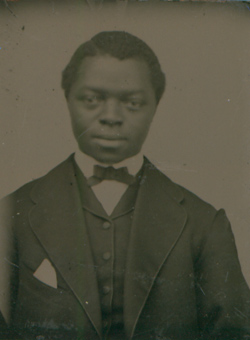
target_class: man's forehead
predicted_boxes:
[77,55,149,76]
[73,55,152,91]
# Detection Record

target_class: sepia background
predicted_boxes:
[0,0,250,285]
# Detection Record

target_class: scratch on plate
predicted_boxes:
[3,0,17,18]
[234,307,247,319]
[4,257,19,268]
[197,283,205,296]
[78,127,93,138]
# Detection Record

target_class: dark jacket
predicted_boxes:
[1,155,250,339]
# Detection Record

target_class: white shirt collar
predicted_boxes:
[74,149,144,179]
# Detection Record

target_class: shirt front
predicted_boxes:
[74,149,144,215]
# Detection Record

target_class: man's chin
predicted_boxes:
[94,154,128,165]
[79,149,131,165]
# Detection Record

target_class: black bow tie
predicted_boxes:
[87,165,135,187]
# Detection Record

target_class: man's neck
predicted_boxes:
[74,150,144,178]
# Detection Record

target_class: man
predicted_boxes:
[0,31,250,340]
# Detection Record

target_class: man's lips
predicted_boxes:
[92,136,127,148]
[93,135,127,141]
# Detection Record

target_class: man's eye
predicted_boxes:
[79,95,103,107]
[125,100,143,111]
[86,96,99,103]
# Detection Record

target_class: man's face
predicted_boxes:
[67,55,157,164]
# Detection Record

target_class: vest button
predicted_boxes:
[102,221,111,230]
[103,286,111,294]
[103,252,111,260]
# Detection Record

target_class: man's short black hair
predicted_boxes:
[61,31,166,104]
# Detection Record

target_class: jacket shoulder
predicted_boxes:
[144,158,220,220]
[177,183,217,213]
[154,165,225,227]
[171,180,230,243]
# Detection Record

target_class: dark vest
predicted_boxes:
[74,163,141,339]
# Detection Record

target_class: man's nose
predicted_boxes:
[99,98,123,126]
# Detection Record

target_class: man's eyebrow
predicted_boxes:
[77,86,146,96]
[120,91,146,97]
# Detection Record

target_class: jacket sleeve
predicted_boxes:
[0,194,19,338]
[195,208,250,339]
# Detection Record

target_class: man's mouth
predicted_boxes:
[92,136,127,148]
[93,135,126,141]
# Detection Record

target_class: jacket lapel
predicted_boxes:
[124,159,187,339]
[29,155,102,338]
